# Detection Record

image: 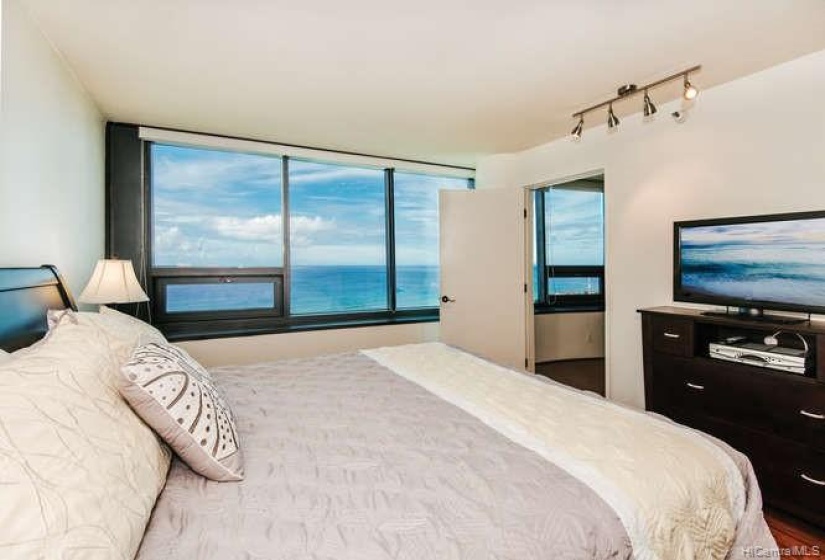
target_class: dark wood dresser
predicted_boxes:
[639,307,825,528]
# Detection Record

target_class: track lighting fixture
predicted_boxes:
[571,116,584,139]
[570,65,700,139]
[683,75,698,100]
[643,90,657,117]
[607,104,620,129]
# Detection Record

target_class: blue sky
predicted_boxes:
[543,187,604,266]
[151,144,468,267]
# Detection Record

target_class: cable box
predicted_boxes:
[708,341,810,374]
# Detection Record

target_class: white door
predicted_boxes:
[439,187,532,371]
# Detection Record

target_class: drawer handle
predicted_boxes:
[686,382,705,391]
[800,409,825,420]
[801,473,825,486]
[663,332,681,339]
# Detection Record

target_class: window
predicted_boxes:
[393,172,468,309]
[534,177,604,311]
[151,144,284,316]
[152,144,284,268]
[137,134,473,338]
[288,160,387,315]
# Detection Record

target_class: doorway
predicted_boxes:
[529,174,606,395]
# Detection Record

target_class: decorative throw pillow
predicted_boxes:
[120,343,243,481]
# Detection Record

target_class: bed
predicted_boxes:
[0,267,777,560]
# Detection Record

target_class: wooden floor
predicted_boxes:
[535,358,605,396]
[765,509,825,558]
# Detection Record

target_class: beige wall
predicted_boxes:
[0,0,104,297]
[535,312,604,363]
[179,322,440,368]
[476,49,825,408]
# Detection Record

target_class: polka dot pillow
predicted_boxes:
[119,343,243,481]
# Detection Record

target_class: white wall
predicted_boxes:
[0,0,104,297]
[535,312,604,362]
[179,322,440,367]
[476,49,825,408]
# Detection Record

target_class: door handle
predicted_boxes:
[663,332,681,339]
[685,382,705,391]
[440,295,456,303]
[800,410,825,420]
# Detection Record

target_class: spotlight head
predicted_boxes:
[607,104,620,129]
[643,90,657,117]
[683,75,699,100]
[570,116,584,139]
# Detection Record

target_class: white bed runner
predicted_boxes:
[363,343,746,560]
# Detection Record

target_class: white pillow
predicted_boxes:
[48,307,166,362]
[0,320,171,559]
[99,306,165,342]
[0,349,10,363]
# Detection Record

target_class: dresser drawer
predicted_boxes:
[667,411,825,527]
[749,437,825,527]
[653,355,825,450]
[697,359,825,450]
[651,355,732,419]
[651,316,692,357]
[762,374,825,451]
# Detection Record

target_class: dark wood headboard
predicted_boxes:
[0,265,77,352]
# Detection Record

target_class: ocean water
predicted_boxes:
[681,242,825,307]
[166,282,276,313]
[166,265,441,314]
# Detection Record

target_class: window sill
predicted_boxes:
[160,310,439,342]
[534,304,605,315]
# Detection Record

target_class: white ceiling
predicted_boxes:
[19,0,825,166]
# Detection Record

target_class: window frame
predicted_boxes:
[533,183,605,314]
[153,268,285,322]
[142,140,472,340]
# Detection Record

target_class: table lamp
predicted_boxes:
[79,259,149,305]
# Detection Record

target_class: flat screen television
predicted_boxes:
[674,210,825,317]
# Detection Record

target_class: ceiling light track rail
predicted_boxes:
[570,65,701,138]
[572,65,701,118]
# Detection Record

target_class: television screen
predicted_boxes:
[675,212,825,312]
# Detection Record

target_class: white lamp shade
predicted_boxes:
[79,259,149,304]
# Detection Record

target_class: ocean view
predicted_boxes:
[680,215,825,308]
[166,265,441,314]
[681,242,825,307]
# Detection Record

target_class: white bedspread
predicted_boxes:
[364,343,746,560]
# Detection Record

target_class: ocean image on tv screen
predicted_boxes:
[680,217,825,309]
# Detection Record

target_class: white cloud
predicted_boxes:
[290,215,336,246]
[153,225,204,266]
[212,214,282,242]
[209,213,335,245]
